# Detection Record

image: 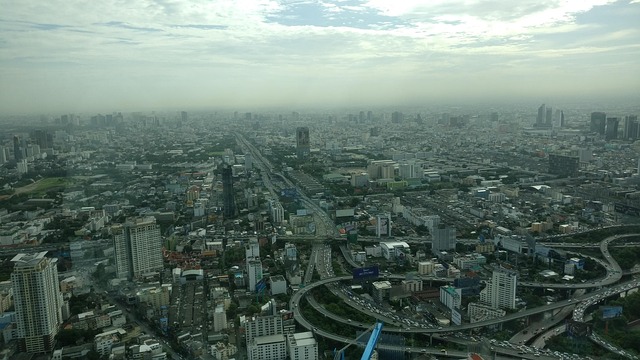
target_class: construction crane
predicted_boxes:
[333,322,384,360]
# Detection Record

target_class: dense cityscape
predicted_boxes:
[2,0,640,359]
[0,105,639,360]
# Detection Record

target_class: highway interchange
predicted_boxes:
[233,133,640,359]
[289,227,640,359]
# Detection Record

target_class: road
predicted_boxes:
[289,231,640,359]
[95,286,182,360]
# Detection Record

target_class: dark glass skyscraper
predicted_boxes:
[590,112,606,135]
[222,166,236,218]
[605,117,619,141]
[13,135,22,161]
[536,104,545,127]
[296,127,310,160]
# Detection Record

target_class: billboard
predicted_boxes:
[352,265,380,280]
[347,231,358,244]
[281,311,294,321]
[601,306,623,320]
[451,309,462,326]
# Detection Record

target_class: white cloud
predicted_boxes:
[0,0,638,113]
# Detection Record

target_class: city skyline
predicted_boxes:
[1,0,640,114]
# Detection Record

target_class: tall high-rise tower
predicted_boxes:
[11,252,63,353]
[247,259,263,292]
[590,112,607,134]
[605,117,619,141]
[624,115,638,140]
[536,104,546,127]
[112,217,163,280]
[222,166,237,218]
[545,107,553,126]
[296,127,310,159]
[13,135,23,161]
[479,267,517,310]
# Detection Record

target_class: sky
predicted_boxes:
[0,0,639,114]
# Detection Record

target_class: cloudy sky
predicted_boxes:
[1,0,639,114]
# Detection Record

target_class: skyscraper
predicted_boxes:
[31,130,53,149]
[624,115,638,140]
[479,267,517,310]
[536,104,546,127]
[13,135,23,161]
[112,217,163,280]
[605,117,619,140]
[590,112,607,134]
[391,111,404,123]
[247,259,263,292]
[11,252,63,353]
[296,127,310,159]
[222,166,237,218]
[431,226,456,252]
[545,107,553,126]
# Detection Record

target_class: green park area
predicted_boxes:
[13,177,71,196]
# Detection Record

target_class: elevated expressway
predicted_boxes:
[292,233,640,358]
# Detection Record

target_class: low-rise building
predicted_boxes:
[468,302,506,323]
[210,342,237,360]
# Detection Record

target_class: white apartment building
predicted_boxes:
[247,259,263,292]
[479,267,518,310]
[11,252,63,353]
[350,172,369,187]
[367,160,396,180]
[468,302,506,323]
[402,279,423,293]
[288,332,318,360]
[112,217,163,280]
[246,238,260,259]
[398,160,423,180]
[210,342,237,360]
[94,328,127,357]
[245,315,283,344]
[417,261,435,275]
[213,304,227,332]
[248,334,286,360]
[269,201,285,224]
[137,284,172,310]
[440,285,462,311]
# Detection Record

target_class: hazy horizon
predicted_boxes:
[1,0,639,115]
